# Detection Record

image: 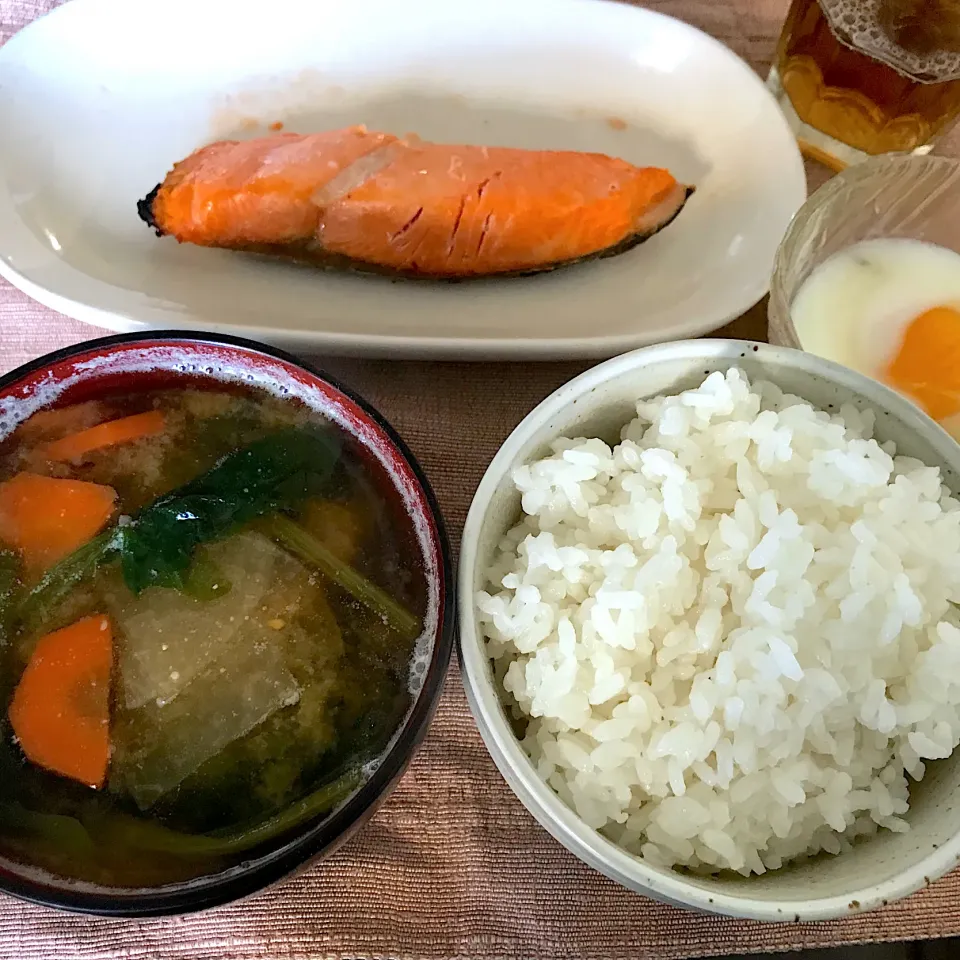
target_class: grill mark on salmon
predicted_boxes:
[139,126,694,279]
[391,207,425,243]
[477,212,493,258]
[448,196,467,258]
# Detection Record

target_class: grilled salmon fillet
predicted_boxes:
[139,126,693,279]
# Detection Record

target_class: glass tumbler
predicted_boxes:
[767,0,960,170]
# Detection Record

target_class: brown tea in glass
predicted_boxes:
[768,0,960,168]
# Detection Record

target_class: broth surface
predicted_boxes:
[0,385,426,887]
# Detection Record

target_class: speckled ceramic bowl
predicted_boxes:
[459,338,960,922]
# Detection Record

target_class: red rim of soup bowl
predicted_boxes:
[0,330,455,916]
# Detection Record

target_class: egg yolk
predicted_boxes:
[884,306,960,422]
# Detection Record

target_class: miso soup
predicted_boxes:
[0,384,427,887]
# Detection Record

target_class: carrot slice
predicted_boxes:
[9,614,113,788]
[41,410,166,462]
[16,402,105,444]
[0,473,117,572]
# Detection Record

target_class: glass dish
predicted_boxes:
[769,153,960,349]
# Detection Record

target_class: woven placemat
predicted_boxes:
[4,1,960,957]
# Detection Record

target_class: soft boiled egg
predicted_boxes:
[790,238,960,439]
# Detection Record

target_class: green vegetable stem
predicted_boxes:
[257,514,422,640]
[0,548,22,641]
[0,550,20,606]
[17,530,120,633]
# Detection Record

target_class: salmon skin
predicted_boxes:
[138,126,694,279]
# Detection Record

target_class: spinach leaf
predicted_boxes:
[119,426,341,594]
[0,803,96,857]
[181,553,232,602]
[87,765,363,857]
[13,426,341,629]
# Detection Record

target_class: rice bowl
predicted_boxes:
[458,340,960,921]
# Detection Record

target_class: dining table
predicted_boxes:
[4,0,960,957]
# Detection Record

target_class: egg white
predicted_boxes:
[791,238,960,387]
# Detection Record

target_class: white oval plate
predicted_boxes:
[0,0,805,359]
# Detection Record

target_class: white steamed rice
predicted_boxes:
[476,368,960,876]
